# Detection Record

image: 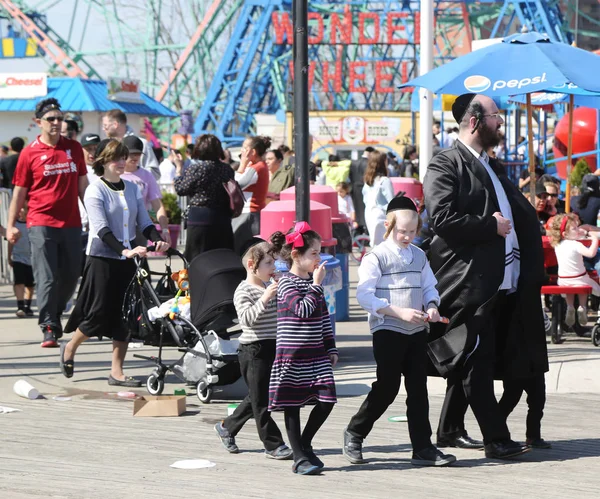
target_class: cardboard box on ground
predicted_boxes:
[133,395,186,417]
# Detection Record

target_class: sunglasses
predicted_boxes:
[546,193,558,198]
[42,116,65,123]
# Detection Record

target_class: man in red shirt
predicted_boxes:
[6,98,89,347]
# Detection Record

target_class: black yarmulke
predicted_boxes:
[452,93,476,124]
[386,196,418,214]
[239,236,266,258]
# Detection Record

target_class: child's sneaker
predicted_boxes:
[577,306,588,326]
[16,308,26,318]
[565,306,576,327]
[214,422,239,453]
[265,444,293,460]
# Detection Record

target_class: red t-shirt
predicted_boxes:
[13,135,87,229]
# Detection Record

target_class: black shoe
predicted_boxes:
[411,445,456,467]
[342,428,365,464]
[41,326,58,348]
[485,440,531,459]
[304,445,324,468]
[437,434,484,450]
[24,307,34,317]
[526,438,552,449]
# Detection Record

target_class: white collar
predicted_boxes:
[383,238,413,258]
[458,138,489,164]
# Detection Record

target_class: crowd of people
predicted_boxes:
[1,90,598,475]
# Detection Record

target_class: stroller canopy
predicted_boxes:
[188,249,246,332]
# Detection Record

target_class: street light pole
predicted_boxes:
[419,0,434,183]
[293,0,310,223]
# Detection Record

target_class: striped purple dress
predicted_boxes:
[268,273,338,411]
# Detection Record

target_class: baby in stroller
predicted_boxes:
[129,246,246,402]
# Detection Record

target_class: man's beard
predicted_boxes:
[478,122,501,150]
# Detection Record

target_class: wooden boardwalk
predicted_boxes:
[1,261,600,498]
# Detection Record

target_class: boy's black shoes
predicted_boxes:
[437,433,484,450]
[411,445,456,467]
[342,428,366,464]
[484,439,530,459]
[526,438,552,449]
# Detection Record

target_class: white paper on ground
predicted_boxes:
[53,396,72,402]
[170,459,216,470]
[0,406,21,414]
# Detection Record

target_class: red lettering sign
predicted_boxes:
[322,60,343,93]
[358,13,380,45]
[330,6,353,44]
[308,12,324,44]
[375,61,394,93]
[348,62,368,93]
[272,12,293,44]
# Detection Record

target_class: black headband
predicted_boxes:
[35,103,61,119]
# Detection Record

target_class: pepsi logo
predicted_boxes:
[464,75,491,93]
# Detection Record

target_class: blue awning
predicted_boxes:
[0,78,177,117]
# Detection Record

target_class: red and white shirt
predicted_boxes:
[13,135,87,229]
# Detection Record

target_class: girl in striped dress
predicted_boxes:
[269,222,338,475]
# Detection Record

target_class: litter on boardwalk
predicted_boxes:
[170,459,216,470]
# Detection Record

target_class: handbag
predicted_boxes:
[223,179,245,218]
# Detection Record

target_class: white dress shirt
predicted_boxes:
[459,139,520,293]
[356,238,439,318]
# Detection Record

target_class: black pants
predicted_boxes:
[498,374,546,440]
[347,330,432,452]
[222,340,284,451]
[437,294,511,445]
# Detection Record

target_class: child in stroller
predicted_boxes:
[126,246,246,402]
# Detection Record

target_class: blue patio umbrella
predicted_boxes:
[400,31,600,204]
[399,32,600,96]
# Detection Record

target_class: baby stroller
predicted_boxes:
[125,247,246,402]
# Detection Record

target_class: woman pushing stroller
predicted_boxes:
[59,139,169,387]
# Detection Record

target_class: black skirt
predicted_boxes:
[65,256,136,341]
[185,206,234,262]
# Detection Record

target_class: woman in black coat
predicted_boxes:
[174,134,235,262]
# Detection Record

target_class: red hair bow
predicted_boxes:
[286,221,311,248]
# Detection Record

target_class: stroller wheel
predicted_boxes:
[197,383,213,404]
[146,373,165,396]
[592,325,600,347]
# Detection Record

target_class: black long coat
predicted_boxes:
[423,141,548,380]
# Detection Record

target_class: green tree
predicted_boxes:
[569,158,591,188]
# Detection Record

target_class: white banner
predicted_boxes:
[0,73,47,99]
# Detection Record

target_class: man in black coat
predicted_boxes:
[424,93,548,460]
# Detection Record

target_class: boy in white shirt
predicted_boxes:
[343,196,456,467]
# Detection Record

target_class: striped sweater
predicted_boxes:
[233,280,278,344]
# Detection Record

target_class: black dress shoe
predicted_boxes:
[526,438,552,449]
[437,434,484,450]
[485,440,531,459]
[411,445,456,467]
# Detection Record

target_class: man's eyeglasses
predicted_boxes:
[483,113,502,119]
[42,116,64,123]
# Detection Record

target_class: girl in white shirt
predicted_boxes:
[362,150,395,246]
[550,213,600,326]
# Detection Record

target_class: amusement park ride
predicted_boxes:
[0,0,594,146]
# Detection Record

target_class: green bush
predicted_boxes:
[162,192,182,225]
[569,158,590,188]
